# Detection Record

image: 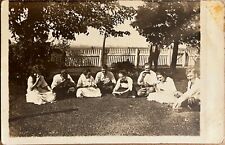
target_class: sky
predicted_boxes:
[69,1,149,47]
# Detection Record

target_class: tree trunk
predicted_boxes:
[101,32,107,66]
[148,44,152,64]
[170,41,179,73]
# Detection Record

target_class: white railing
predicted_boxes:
[65,47,196,67]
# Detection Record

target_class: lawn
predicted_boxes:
[8,67,200,136]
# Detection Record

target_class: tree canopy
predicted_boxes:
[9,1,136,42]
[9,0,136,79]
[131,0,200,46]
[131,0,200,70]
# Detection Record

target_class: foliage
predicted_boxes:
[9,1,136,81]
[9,1,136,41]
[111,60,136,79]
[131,0,200,71]
[131,0,200,47]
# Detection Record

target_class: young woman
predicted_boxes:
[147,71,177,104]
[112,70,136,98]
[76,69,102,98]
[26,65,55,105]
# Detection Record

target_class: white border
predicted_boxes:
[1,0,224,144]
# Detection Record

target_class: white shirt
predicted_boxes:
[184,78,200,99]
[51,74,75,89]
[77,74,96,88]
[137,70,157,86]
[114,76,133,91]
[95,71,116,84]
[156,77,177,92]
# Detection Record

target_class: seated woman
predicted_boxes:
[26,65,55,105]
[112,70,136,98]
[95,65,116,94]
[173,68,200,110]
[76,69,102,98]
[147,71,177,104]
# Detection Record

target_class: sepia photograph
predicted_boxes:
[1,0,224,144]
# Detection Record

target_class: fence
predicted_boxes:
[65,47,197,67]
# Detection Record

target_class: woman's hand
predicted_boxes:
[174,91,183,98]
[142,72,147,78]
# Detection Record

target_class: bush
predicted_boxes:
[110,60,138,79]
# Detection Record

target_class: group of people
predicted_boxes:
[26,63,200,111]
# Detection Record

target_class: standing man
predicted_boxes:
[137,63,158,97]
[149,44,160,71]
[51,69,76,99]
[95,65,116,94]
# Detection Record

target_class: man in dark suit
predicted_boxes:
[148,44,160,71]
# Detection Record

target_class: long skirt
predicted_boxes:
[147,91,177,104]
[113,88,136,98]
[26,89,55,105]
[76,87,102,98]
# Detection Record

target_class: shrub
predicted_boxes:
[110,60,137,79]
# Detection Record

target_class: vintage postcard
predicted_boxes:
[1,0,224,144]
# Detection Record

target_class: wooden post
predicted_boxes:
[135,48,140,68]
[99,49,103,67]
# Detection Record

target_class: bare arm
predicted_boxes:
[68,74,75,84]
[113,79,120,92]
[137,72,145,85]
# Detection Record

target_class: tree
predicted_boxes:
[131,0,200,72]
[9,1,135,78]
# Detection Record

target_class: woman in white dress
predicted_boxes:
[147,71,178,104]
[112,70,136,98]
[76,69,102,98]
[26,65,55,105]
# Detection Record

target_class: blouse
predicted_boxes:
[77,74,96,88]
[114,76,133,91]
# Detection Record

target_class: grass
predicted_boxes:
[8,67,200,136]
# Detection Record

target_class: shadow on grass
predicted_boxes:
[9,107,79,122]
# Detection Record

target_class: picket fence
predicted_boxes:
[64,47,197,67]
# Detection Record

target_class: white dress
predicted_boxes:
[76,74,102,98]
[147,77,177,104]
[26,75,55,105]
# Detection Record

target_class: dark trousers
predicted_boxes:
[97,81,115,94]
[149,54,159,71]
[181,98,200,111]
[53,81,76,99]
